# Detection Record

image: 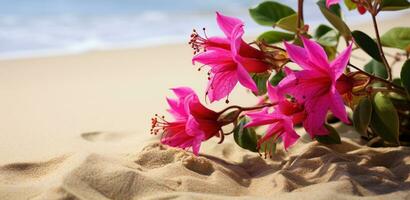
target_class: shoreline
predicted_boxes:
[0,12,408,61]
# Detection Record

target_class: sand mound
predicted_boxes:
[0,137,409,200]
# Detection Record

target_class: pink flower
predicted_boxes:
[191,12,270,102]
[326,0,339,8]
[151,87,221,155]
[278,37,352,137]
[326,0,366,15]
[245,83,305,151]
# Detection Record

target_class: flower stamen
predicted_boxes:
[150,114,169,135]
[189,28,209,55]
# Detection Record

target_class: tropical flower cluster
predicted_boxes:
[151,0,410,156]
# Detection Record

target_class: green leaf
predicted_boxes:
[352,30,383,62]
[381,27,410,51]
[353,97,373,135]
[252,73,270,96]
[233,118,258,152]
[380,0,410,11]
[323,46,338,60]
[370,92,400,144]
[315,124,342,144]
[317,1,351,39]
[401,59,410,96]
[392,78,403,86]
[314,24,333,38]
[249,1,295,26]
[269,70,285,86]
[344,0,357,10]
[257,31,294,44]
[314,24,339,59]
[317,29,339,47]
[276,14,300,32]
[364,59,388,79]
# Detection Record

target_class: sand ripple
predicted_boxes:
[0,139,409,200]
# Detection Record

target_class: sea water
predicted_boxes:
[0,0,405,59]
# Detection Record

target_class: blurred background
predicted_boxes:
[1,0,401,59]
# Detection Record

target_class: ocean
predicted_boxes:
[0,0,406,59]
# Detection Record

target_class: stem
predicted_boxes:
[297,0,304,30]
[348,63,406,93]
[217,103,274,115]
[217,103,275,126]
[371,13,392,81]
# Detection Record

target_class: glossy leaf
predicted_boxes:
[315,124,342,144]
[353,97,372,135]
[352,30,383,62]
[257,31,294,44]
[249,1,295,26]
[392,78,403,86]
[317,29,339,47]
[364,59,387,79]
[276,14,300,32]
[370,92,400,144]
[314,24,338,59]
[317,1,351,39]
[252,73,270,96]
[233,118,258,152]
[401,59,410,96]
[269,70,285,86]
[315,24,333,38]
[381,27,410,51]
[380,0,410,11]
[323,46,337,60]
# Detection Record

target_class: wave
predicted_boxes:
[0,0,407,60]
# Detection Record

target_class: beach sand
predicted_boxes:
[0,13,409,199]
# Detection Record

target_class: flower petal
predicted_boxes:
[230,24,244,57]
[267,81,282,103]
[185,115,204,137]
[245,108,278,127]
[207,70,238,102]
[329,88,350,124]
[236,56,269,73]
[206,36,231,50]
[216,12,243,38]
[257,123,281,148]
[166,98,187,120]
[326,0,339,8]
[330,42,352,79]
[191,137,204,155]
[283,41,313,70]
[281,118,300,150]
[171,87,195,100]
[192,49,232,66]
[236,62,258,92]
[303,94,330,137]
[300,36,330,70]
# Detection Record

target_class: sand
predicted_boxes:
[0,128,409,199]
[0,12,410,200]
